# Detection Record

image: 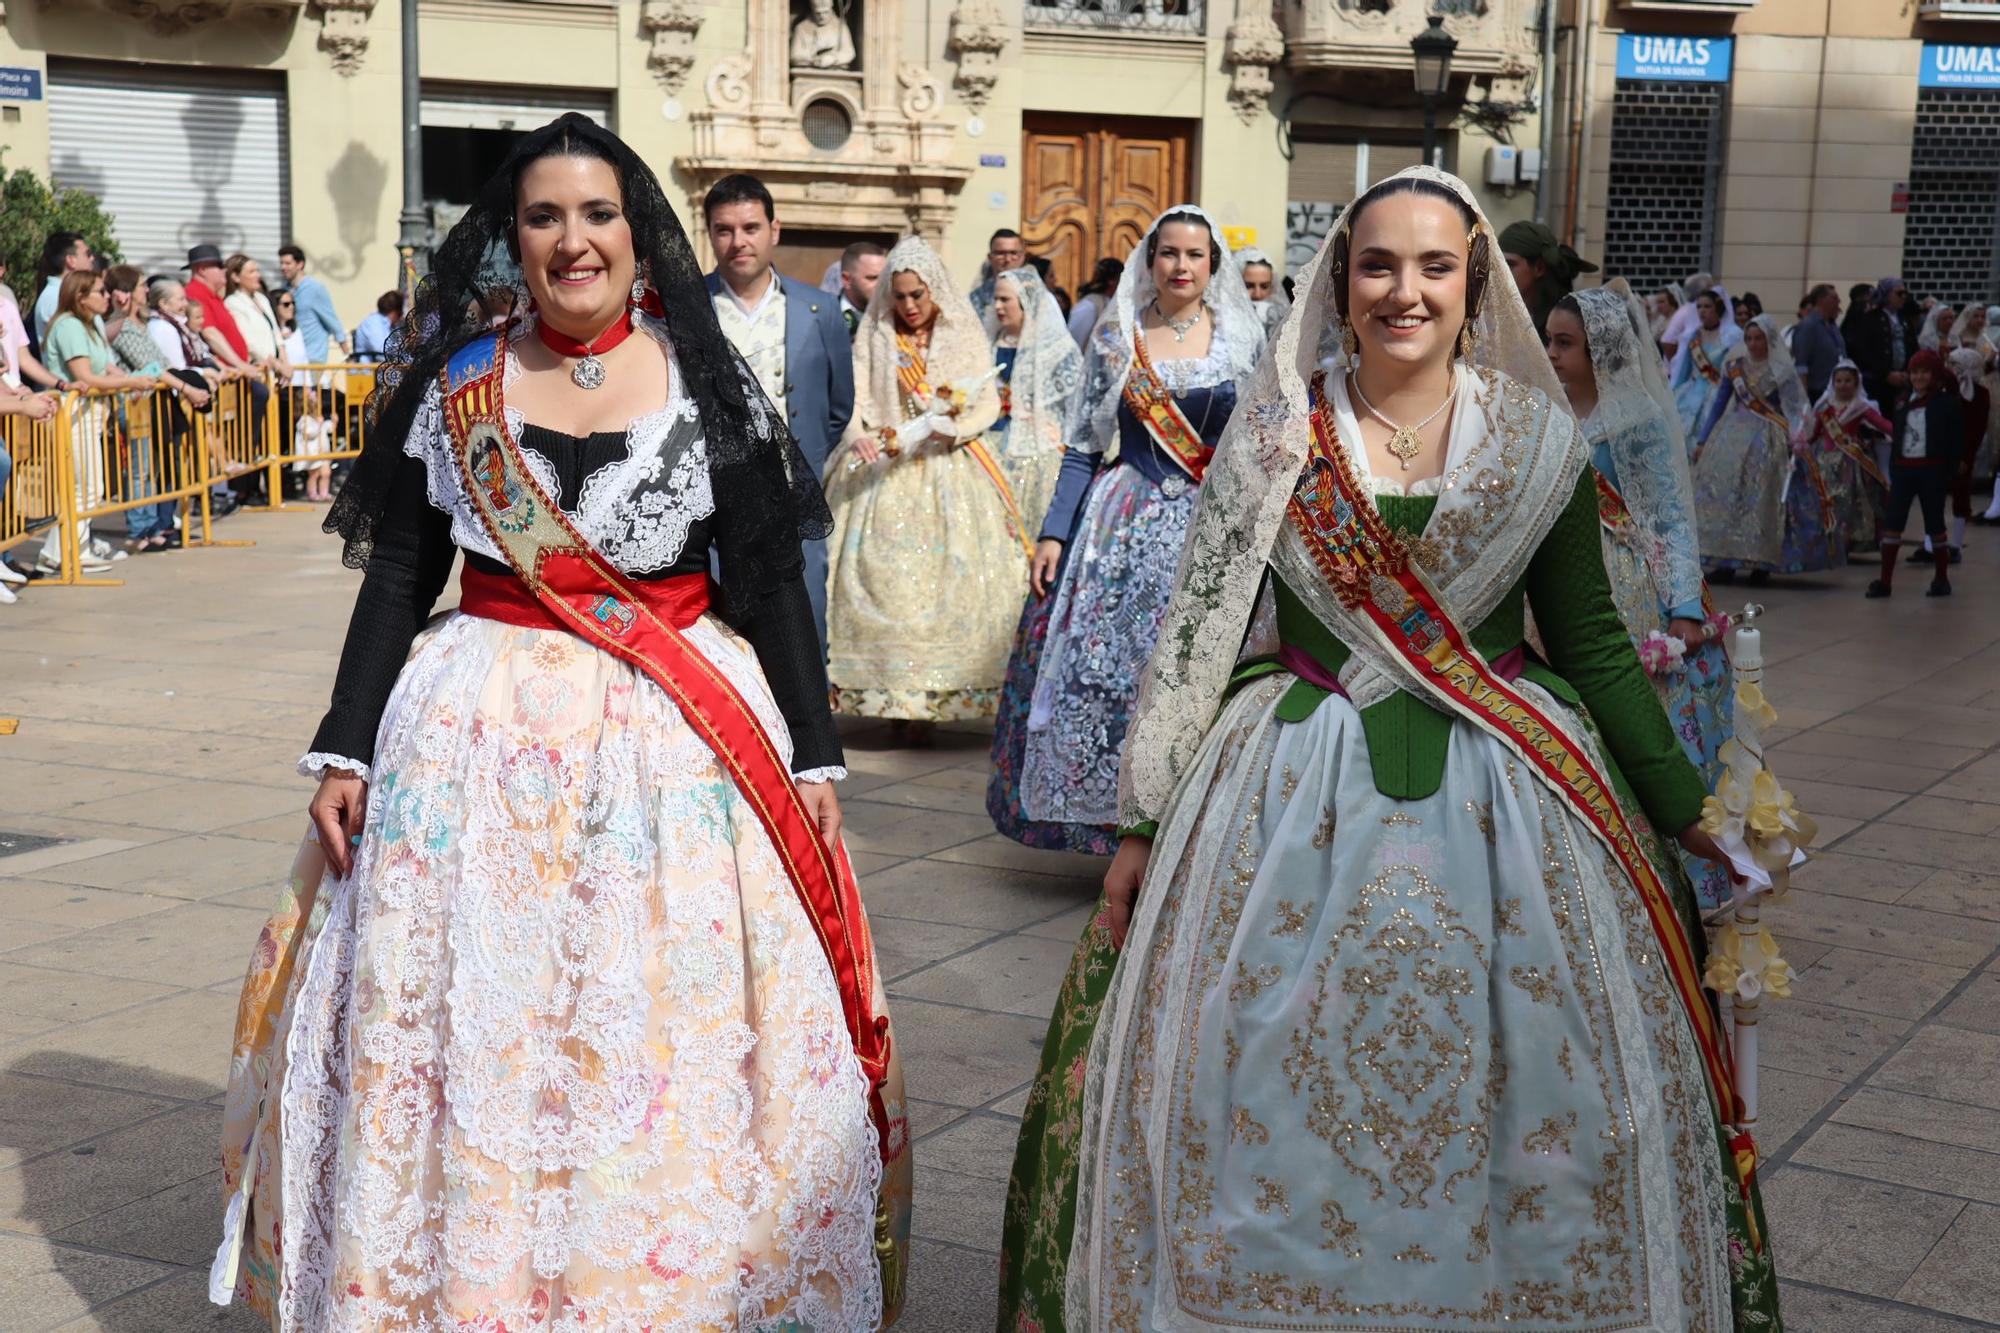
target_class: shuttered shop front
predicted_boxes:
[48,61,290,277]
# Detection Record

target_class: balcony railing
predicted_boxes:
[1023,0,1205,37]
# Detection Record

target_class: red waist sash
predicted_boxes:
[460,562,711,635]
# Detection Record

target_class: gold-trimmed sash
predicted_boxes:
[1121,331,1212,483]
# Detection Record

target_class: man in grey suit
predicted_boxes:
[703,173,855,646]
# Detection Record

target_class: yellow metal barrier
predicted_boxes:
[0,362,380,589]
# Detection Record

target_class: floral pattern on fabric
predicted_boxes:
[987,578,1119,856]
[1019,464,1197,826]
[224,612,885,1332]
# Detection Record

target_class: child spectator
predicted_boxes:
[1869,349,1963,599]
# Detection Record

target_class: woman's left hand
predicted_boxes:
[1667,616,1707,647]
[1676,821,1737,879]
[797,779,843,845]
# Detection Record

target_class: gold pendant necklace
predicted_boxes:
[1351,370,1457,470]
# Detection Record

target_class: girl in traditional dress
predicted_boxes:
[1802,358,1893,554]
[1003,206,1259,846]
[1001,167,1779,1333]
[1669,287,1742,439]
[824,235,1022,734]
[213,115,908,1332]
[983,266,1082,535]
[1546,281,1735,911]
[1692,313,1815,581]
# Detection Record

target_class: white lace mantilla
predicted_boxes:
[405,314,715,576]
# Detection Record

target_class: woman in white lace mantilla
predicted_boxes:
[213,116,908,1332]
[1044,168,1782,1331]
[996,206,1260,848]
[823,235,1024,729]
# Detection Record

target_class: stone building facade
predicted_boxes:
[0,0,1549,319]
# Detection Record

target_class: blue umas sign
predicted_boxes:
[1617,34,1734,84]
[1921,44,2000,91]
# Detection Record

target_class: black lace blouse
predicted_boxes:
[306,424,843,776]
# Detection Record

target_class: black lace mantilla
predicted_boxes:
[326,113,830,618]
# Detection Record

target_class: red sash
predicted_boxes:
[439,334,897,1155]
[1290,373,1751,1203]
[1121,332,1212,483]
[1729,362,1792,436]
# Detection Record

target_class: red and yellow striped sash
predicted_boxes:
[1121,331,1212,483]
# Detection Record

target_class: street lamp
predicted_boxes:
[1411,14,1458,169]
[396,0,429,286]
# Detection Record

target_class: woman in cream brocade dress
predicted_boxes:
[824,236,1024,721]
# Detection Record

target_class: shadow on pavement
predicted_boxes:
[3,1050,263,1332]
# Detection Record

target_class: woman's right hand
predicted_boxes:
[309,773,368,879]
[852,432,883,465]
[1030,539,1064,597]
[1104,834,1153,950]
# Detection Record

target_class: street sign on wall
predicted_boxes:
[1616,35,1734,84]
[1919,44,2000,91]
[0,67,42,101]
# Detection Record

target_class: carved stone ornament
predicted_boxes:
[1223,8,1286,124]
[704,51,755,110]
[641,0,704,92]
[790,0,857,70]
[897,61,943,121]
[316,0,374,74]
[946,0,1009,113]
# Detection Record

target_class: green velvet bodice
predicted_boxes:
[1244,472,1706,837]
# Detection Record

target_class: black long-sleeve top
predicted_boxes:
[306,425,843,777]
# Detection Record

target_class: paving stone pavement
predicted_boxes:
[2,509,1999,1331]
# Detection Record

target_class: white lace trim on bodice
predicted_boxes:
[403,315,715,575]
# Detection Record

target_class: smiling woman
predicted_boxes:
[211,114,910,1332]
[1003,168,1784,1331]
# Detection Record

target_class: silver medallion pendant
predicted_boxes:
[571,354,607,390]
[1160,473,1188,499]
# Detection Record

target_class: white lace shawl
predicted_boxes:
[1724,313,1810,438]
[984,267,1084,461]
[1572,281,1705,612]
[1115,165,1581,829]
[849,235,998,439]
[1069,204,1264,455]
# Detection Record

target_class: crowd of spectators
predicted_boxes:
[0,229,408,603]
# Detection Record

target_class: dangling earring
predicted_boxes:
[1458,320,1476,360]
[630,273,648,307]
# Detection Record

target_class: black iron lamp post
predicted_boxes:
[397,0,429,286]
[1411,14,1459,169]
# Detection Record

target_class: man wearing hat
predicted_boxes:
[1498,220,1599,341]
[181,243,271,504]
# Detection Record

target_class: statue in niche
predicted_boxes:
[790,0,857,70]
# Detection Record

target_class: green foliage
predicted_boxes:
[0,148,120,307]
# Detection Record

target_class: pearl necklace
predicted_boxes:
[1350,369,1457,470]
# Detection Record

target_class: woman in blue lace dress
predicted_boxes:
[986,206,1260,851]
[1548,281,1735,910]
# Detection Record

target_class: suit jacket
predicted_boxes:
[704,271,854,478]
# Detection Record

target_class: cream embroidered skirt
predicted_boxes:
[823,439,1027,720]
[215,612,885,1331]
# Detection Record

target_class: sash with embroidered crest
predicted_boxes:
[892,331,1031,556]
[438,331,912,1303]
[1816,403,1889,486]
[1287,371,1761,1233]
[1120,330,1213,483]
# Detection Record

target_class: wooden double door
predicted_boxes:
[1020,114,1194,300]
